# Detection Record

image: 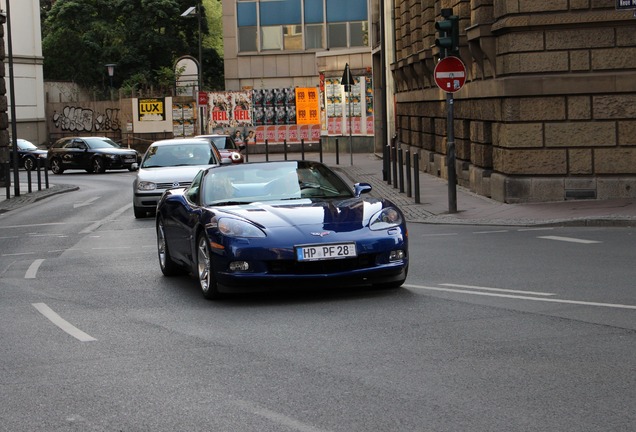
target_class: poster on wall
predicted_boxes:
[323,75,373,136]
[172,102,196,137]
[138,98,166,122]
[208,91,252,130]
[295,87,320,125]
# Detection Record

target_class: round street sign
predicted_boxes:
[434,56,467,93]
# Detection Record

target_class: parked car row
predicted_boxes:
[47,136,141,174]
[8,139,48,171]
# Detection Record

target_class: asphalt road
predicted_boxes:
[1,169,634,432]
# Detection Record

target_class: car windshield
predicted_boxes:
[201,161,354,205]
[85,138,119,149]
[17,140,37,150]
[206,136,236,150]
[141,143,215,168]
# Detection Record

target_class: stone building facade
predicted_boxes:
[389,0,636,203]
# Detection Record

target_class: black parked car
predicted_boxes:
[10,139,48,171]
[47,136,140,174]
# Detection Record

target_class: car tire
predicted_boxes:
[50,158,64,174]
[91,157,106,173]
[197,233,222,300]
[157,218,184,276]
[23,157,35,171]
[134,205,147,219]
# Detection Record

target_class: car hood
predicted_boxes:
[24,149,47,155]
[137,165,210,183]
[215,198,390,232]
[95,148,138,155]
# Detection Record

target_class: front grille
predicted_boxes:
[156,181,192,189]
[267,254,376,275]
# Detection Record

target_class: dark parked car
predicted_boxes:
[47,136,140,174]
[195,134,245,163]
[10,139,48,171]
[156,160,409,300]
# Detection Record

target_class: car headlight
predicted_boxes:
[218,217,266,238]
[106,154,118,160]
[137,181,157,191]
[369,207,403,231]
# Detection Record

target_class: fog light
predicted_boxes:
[389,250,405,261]
[229,261,250,271]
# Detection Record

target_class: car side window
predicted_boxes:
[186,170,204,204]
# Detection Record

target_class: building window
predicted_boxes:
[284,25,303,50]
[239,26,258,52]
[261,26,283,50]
[237,0,368,53]
[349,21,368,47]
[305,24,323,49]
[328,23,347,48]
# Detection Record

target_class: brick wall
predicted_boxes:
[390,0,636,203]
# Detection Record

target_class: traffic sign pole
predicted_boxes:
[447,92,457,214]
[434,57,465,214]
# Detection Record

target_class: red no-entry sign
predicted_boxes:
[434,56,466,93]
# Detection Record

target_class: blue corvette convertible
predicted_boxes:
[155,160,408,299]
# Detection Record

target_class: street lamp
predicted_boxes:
[105,63,116,99]
[181,1,205,134]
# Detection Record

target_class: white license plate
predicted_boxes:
[296,243,357,261]
[124,158,135,163]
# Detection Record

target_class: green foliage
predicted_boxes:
[42,0,225,93]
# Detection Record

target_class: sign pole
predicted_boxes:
[349,93,353,166]
[434,56,465,214]
[446,91,457,213]
[342,63,354,166]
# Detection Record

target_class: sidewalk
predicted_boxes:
[2,152,636,227]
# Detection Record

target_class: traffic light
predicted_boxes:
[435,13,459,59]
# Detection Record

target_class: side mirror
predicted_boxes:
[131,163,139,171]
[354,182,372,197]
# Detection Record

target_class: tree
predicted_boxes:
[41,0,224,93]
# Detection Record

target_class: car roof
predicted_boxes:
[150,138,212,147]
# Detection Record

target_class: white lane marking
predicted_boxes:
[74,196,101,208]
[25,259,45,279]
[0,222,66,230]
[232,399,330,432]
[473,230,508,234]
[32,303,97,342]
[518,227,555,231]
[420,233,459,237]
[440,283,555,296]
[404,284,636,310]
[80,203,132,234]
[1,252,35,257]
[538,235,601,244]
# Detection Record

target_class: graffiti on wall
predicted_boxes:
[52,106,121,132]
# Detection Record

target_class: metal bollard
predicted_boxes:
[335,139,340,165]
[319,138,323,163]
[301,139,305,160]
[284,139,288,160]
[265,139,269,161]
[392,144,398,189]
[413,153,420,204]
[405,150,412,198]
[398,148,404,193]
[383,144,390,182]
[26,167,32,193]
